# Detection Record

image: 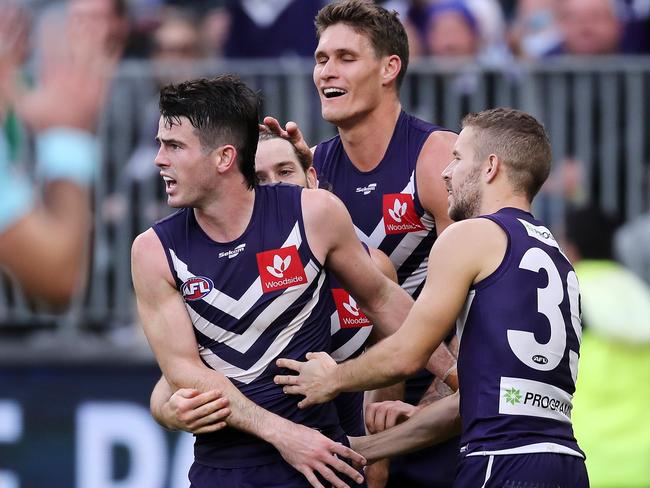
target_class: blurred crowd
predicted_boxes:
[13,0,650,66]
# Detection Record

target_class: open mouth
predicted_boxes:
[322,87,347,99]
[162,176,177,192]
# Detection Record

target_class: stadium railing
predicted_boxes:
[1,57,648,339]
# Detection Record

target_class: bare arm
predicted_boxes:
[150,375,230,434]
[351,392,461,463]
[0,6,115,307]
[276,219,505,406]
[300,189,414,342]
[416,130,457,237]
[133,229,365,488]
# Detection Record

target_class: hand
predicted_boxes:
[13,9,117,132]
[262,116,313,166]
[274,421,366,488]
[275,351,338,408]
[365,400,419,434]
[162,388,230,434]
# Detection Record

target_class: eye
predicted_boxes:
[256,174,268,184]
[316,56,328,65]
[279,169,294,177]
[341,55,355,62]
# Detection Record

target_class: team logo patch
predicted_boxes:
[181,276,214,301]
[256,246,307,293]
[383,194,425,235]
[331,289,372,328]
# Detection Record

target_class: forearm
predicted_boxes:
[362,281,413,340]
[353,392,461,462]
[425,343,458,392]
[334,336,424,394]
[0,182,91,306]
[166,361,292,446]
[150,376,174,428]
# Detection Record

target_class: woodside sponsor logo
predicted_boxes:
[256,246,307,293]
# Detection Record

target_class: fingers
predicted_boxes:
[331,443,367,471]
[262,116,287,138]
[275,357,304,372]
[317,465,353,488]
[300,469,327,488]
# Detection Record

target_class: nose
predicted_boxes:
[154,147,167,168]
[318,58,337,81]
[441,160,455,182]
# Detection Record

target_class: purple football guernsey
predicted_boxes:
[152,184,344,469]
[457,208,584,461]
[314,110,448,298]
[314,111,459,486]
[329,242,374,436]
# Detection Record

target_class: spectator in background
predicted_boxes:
[424,2,480,58]
[552,0,624,55]
[563,205,650,487]
[615,212,650,285]
[508,0,562,58]
[223,0,323,58]
[0,2,116,307]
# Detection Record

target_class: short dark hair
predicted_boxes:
[461,108,552,201]
[258,130,312,172]
[315,0,409,89]
[159,75,260,188]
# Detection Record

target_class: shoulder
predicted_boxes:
[431,218,507,282]
[131,228,170,281]
[421,130,457,157]
[301,187,348,218]
[132,227,162,257]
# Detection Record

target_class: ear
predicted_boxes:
[215,145,238,174]
[382,54,401,87]
[305,167,318,189]
[484,154,500,183]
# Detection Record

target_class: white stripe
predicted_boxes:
[456,290,476,343]
[480,455,494,488]
[353,174,416,250]
[188,261,319,353]
[331,326,373,362]
[466,442,584,459]
[170,222,303,320]
[200,271,328,384]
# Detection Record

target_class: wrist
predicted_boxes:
[442,365,458,391]
[36,128,99,186]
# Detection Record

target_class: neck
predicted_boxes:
[194,181,256,243]
[480,192,532,217]
[338,100,402,172]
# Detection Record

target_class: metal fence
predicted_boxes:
[2,57,649,333]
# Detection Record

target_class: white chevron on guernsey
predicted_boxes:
[352,171,435,275]
[331,325,373,362]
[170,222,303,319]
[199,271,328,384]
[187,260,320,353]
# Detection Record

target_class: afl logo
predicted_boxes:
[532,355,548,365]
[182,276,213,301]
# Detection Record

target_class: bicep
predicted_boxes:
[385,224,478,364]
[417,131,457,236]
[132,231,203,387]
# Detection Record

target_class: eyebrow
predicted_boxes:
[315,48,358,59]
[155,136,184,147]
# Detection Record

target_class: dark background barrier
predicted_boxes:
[0,361,195,488]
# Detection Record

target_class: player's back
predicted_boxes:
[457,207,584,458]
